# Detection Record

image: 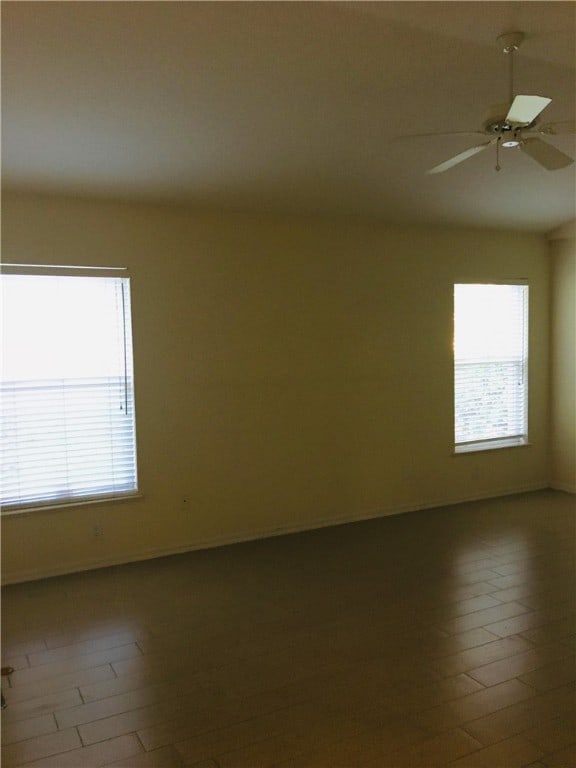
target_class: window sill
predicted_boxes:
[1,493,143,517]
[453,440,531,455]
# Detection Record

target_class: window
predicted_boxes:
[1,266,138,510]
[454,283,528,453]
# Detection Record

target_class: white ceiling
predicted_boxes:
[2,1,575,232]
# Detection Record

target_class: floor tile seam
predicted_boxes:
[2,694,88,720]
[539,745,576,766]
[517,646,576,676]
[138,697,315,754]
[1,726,84,766]
[445,726,546,765]
[509,717,576,754]
[429,638,540,673]
[147,647,351,687]
[213,714,429,767]
[488,592,574,611]
[44,629,154,652]
[532,605,576,622]
[507,627,576,650]
[521,632,576,650]
[411,682,539,732]
[322,725,483,768]
[77,682,178,709]
[540,740,576,760]
[49,735,148,768]
[514,597,576,612]
[28,639,145,666]
[22,643,144,672]
[0,712,59,747]
[464,644,576,683]
[77,700,185,745]
[518,599,576,617]
[490,549,571,566]
[399,669,487,702]
[460,600,535,620]
[449,556,501,569]
[175,729,298,765]
[71,673,238,721]
[9,662,141,694]
[130,644,322,674]
[55,695,170,731]
[14,624,144,653]
[489,565,534,577]
[518,630,549,647]
[1,632,45,648]
[482,615,553,637]
[459,695,576,747]
[517,675,576,694]
[79,672,183,705]
[426,630,503,659]
[140,690,314,737]
[432,607,533,636]
[390,695,483,721]
[134,729,147,755]
[74,723,85,748]
[422,598,510,624]
[77,684,87,706]
[452,685,542,727]
[6,663,120,700]
[14,731,145,768]
[1,641,49,659]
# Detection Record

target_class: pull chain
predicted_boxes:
[495,136,502,171]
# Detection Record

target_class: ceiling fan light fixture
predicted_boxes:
[502,139,520,148]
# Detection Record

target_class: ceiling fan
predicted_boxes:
[402,32,575,174]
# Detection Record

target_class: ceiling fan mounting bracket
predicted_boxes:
[497,31,525,53]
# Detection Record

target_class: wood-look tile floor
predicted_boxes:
[2,489,575,767]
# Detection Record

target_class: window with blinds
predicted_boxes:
[454,283,528,453]
[1,267,138,510]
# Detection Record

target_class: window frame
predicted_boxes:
[1,263,139,513]
[453,280,529,455]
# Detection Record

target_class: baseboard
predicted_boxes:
[549,481,576,494]
[1,482,550,585]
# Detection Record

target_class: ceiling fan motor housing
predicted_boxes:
[484,102,534,140]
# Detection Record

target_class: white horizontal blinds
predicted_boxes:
[454,283,528,448]
[1,273,137,508]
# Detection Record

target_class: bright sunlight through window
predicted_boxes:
[1,269,138,510]
[454,283,528,453]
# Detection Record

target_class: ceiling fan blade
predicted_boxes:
[538,120,576,136]
[395,130,486,141]
[520,138,574,170]
[506,95,551,126]
[426,141,494,175]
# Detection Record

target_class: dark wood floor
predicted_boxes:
[2,489,575,767]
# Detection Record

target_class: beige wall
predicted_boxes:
[549,235,576,492]
[1,193,551,583]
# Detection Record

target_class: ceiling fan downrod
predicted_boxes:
[497,31,525,104]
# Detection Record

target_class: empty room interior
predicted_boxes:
[1,3,575,768]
